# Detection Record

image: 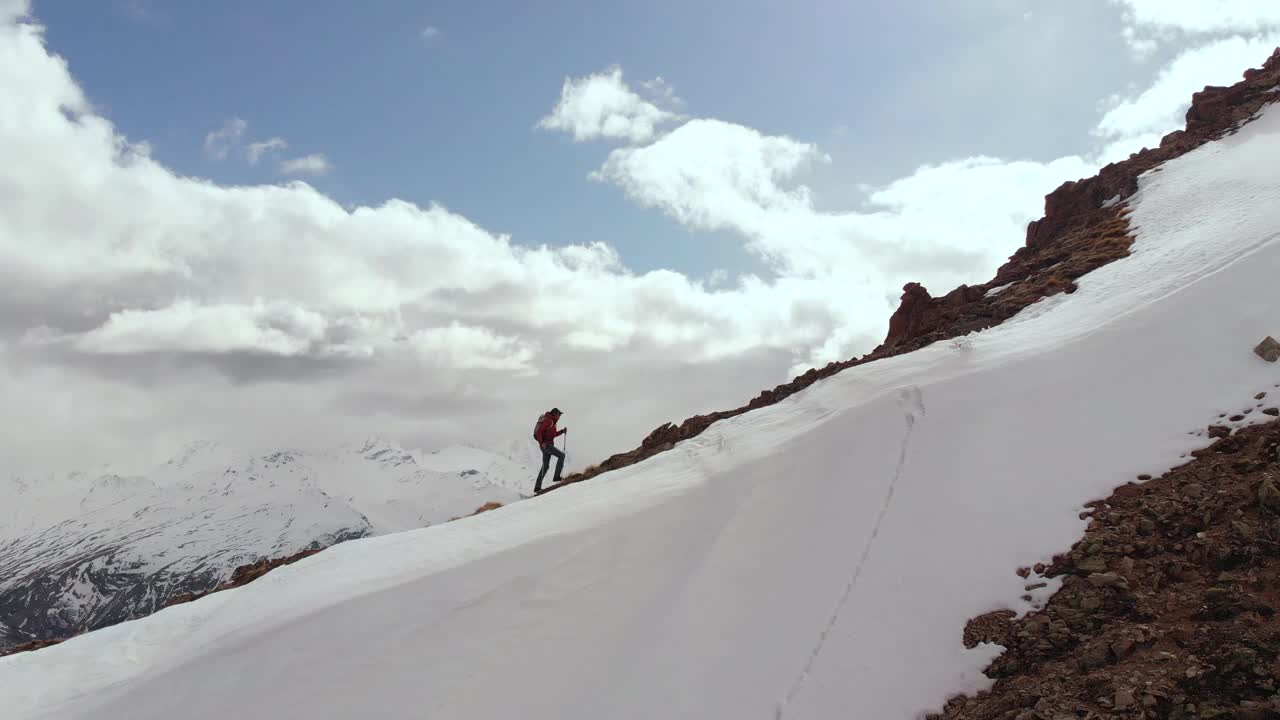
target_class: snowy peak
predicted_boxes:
[0,438,528,651]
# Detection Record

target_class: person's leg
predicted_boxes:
[550,446,565,482]
[535,445,552,492]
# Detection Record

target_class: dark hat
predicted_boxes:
[550,407,562,415]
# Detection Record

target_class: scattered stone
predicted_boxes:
[1255,336,1280,362]
[1087,572,1128,589]
[1208,425,1232,438]
[1231,414,1247,422]
[1114,689,1136,710]
[1265,407,1280,417]
[1079,641,1111,669]
[1258,392,1269,400]
[1138,473,1153,481]
[1111,637,1135,657]
[1076,556,1108,574]
[1260,478,1280,512]
[1184,482,1205,499]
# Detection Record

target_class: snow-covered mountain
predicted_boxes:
[4,57,1279,720]
[0,437,531,649]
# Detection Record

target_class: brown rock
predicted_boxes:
[1076,556,1108,574]
[1087,572,1128,589]
[1079,641,1111,669]
[1264,407,1279,417]
[883,283,935,349]
[1255,336,1280,362]
[1114,689,1136,710]
[1260,478,1280,512]
[1111,637,1135,658]
[1208,425,1232,438]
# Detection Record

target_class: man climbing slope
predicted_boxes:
[533,407,567,493]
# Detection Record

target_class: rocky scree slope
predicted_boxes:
[545,46,1280,495]
[935,395,1280,720]
[916,49,1280,719]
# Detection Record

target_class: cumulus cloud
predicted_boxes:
[421,26,440,40]
[68,301,336,357]
[3,2,1276,477]
[582,93,1094,313]
[280,153,331,175]
[0,11,858,473]
[1094,34,1280,162]
[537,66,679,144]
[410,323,536,372]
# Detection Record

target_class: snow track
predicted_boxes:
[778,385,924,718]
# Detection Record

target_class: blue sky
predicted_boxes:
[34,0,1147,278]
[5,0,1280,472]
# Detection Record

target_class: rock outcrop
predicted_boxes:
[546,47,1280,494]
[931,410,1280,720]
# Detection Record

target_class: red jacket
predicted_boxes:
[535,415,561,447]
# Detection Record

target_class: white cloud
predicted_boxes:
[0,13,858,473]
[1110,0,1280,36]
[207,120,314,172]
[587,103,1093,307]
[2,5,1275,477]
[1110,0,1280,56]
[71,300,332,357]
[410,323,536,372]
[203,117,246,160]
[246,137,287,165]
[280,153,331,175]
[537,66,679,144]
[640,76,684,110]
[593,119,828,237]
[0,0,28,23]
[421,26,440,40]
[1095,34,1280,160]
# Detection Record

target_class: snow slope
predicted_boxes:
[0,437,527,648]
[3,103,1279,720]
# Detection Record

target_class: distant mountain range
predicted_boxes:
[0,437,534,650]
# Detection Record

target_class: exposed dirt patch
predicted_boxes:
[930,417,1280,720]
[0,637,66,658]
[164,546,328,609]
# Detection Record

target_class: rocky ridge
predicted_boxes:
[540,48,1280,495]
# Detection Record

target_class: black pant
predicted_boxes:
[535,444,564,492]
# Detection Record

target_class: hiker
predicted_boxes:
[533,407,567,493]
